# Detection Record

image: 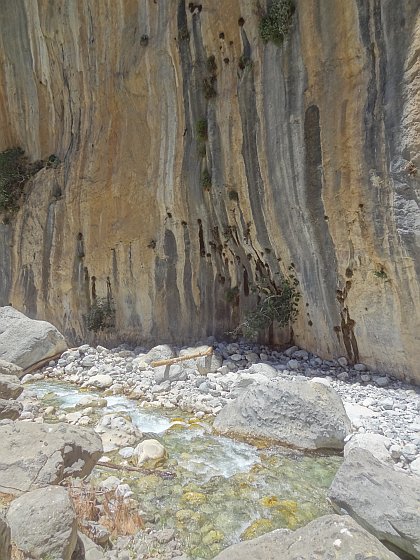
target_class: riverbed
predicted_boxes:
[26,380,342,558]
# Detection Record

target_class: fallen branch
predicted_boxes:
[96,460,176,479]
[151,346,213,367]
[23,350,66,375]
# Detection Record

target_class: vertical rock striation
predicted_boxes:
[0,1,419,381]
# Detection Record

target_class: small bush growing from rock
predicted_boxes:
[46,153,61,168]
[84,297,116,332]
[225,286,240,304]
[0,148,32,213]
[0,148,59,214]
[374,268,388,279]
[202,168,212,190]
[203,78,217,99]
[69,483,144,541]
[206,55,217,76]
[232,273,300,339]
[238,54,252,70]
[260,0,295,46]
[196,118,208,141]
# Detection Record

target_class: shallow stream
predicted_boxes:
[28,381,342,558]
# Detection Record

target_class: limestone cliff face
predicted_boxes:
[0,1,419,382]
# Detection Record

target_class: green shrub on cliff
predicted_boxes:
[84,297,116,332]
[231,273,300,339]
[196,119,208,142]
[260,0,295,46]
[0,148,29,212]
[0,148,55,214]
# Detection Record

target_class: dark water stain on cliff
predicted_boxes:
[0,224,12,305]
[153,229,181,339]
[20,265,37,317]
[41,202,56,302]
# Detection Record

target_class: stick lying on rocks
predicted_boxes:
[23,350,66,374]
[96,460,176,479]
[151,346,213,367]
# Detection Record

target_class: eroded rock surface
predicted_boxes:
[213,378,351,450]
[0,2,419,382]
[0,421,102,495]
[328,448,420,559]
[213,514,400,560]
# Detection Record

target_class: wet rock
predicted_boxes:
[0,374,22,399]
[0,421,102,495]
[328,448,420,559]
[214,379,351,450]
[6,486,77,560]
[95,415,142,452]
[78,395,107,408]
[134,439,167,468]
[0,399,22,420]
[0,306,67,370]
[213,514,400,559]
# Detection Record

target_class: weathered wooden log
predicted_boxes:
[151,346,213,367]
[96,460,176,479]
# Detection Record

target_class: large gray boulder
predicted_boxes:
[142,344,175,364]
[328,448,420,559]
[213,379,351,450]
[213,514,400,560]
[153,364,188,384]
[0,399,22,420]
[0,306,67,370]
[0,513,11,560]
[6,486,77,560]
[0,374,22,399]
[0,421,102,495]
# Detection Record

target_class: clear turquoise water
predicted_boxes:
[28,381,342,558]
